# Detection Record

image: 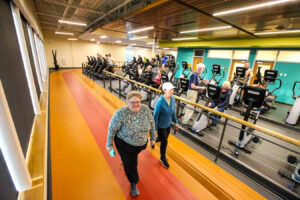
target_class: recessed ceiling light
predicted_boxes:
[96,42,100,44]
[116,40,122,43]
[163,48,169,50]
[147,42,154,45]
[55,31,74,35]
[130,36,148,40]
[90,38,95,41]
[180,26,231,34]
[213,0,292,16]
[254,30,300,35]
[128,26,154,34]
[67,38,78,40]
[131,43,136,45]
[58,19,87,26]
[100,35,107,39]
[172,37,198,41]
[155,45,159,48]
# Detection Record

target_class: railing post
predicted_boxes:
[215,118,228,163]
[118,78,121,98]
[109,74,112,92]
[103,73,106,88]
[176,99,180,118]
[148,90,152,107]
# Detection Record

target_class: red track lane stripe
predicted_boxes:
[62,71,198,200]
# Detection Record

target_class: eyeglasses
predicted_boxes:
[128,101,141,105]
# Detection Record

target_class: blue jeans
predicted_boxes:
[208,102,225,126]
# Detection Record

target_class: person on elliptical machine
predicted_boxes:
[207,81,231,127]
[238,62,252,85]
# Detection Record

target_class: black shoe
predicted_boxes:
[155,137,160,143]
[196,131,204,137]
[160,158,170,168]
[130,183,140,197]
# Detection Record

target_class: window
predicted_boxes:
[194,49,204,57]
[207,50,233,59]
[233,50,250,60]
[277,51,300,62]
[256,50,278,61]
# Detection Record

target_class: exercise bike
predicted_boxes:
[229,67,246,106]
[228,86,266,157]
[286,81,300,125]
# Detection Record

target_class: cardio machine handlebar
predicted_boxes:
[292,81,300,99]
[270,78,282,94]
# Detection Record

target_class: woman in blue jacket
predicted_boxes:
[153,82,178,168]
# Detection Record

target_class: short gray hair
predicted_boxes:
[196,63,205,71]
[222,81,230,88]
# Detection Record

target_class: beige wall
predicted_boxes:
[44,34,126,68]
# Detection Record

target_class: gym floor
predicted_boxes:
[50,69,274,200]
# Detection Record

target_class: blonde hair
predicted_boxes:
[126,91,142,102]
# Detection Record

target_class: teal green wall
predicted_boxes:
[175,47,300,105]
[270,62,300,104]
[175,48,194,78]
[202,49,231,84]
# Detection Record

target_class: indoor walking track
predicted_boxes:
[49,69,265,200]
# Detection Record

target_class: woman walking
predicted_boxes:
[106,91,156,197]
[153,82,178,168]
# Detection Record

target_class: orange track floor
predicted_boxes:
[50,70,264,200]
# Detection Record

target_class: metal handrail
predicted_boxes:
[103,70,300,147]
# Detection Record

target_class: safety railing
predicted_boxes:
[87,68,300,199]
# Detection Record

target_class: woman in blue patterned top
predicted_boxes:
[153,82,179,169]
[106,91,155,197]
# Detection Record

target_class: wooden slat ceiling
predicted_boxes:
[97,0,300,41]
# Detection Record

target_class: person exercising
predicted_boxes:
[238,62,252,85]
[207,81,231,127]
[182,63,206,126]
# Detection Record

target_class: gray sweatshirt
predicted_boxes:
[106,104,156,148]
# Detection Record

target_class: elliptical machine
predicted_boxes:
[229,67,247,106]
[286,81,300,125]
[259,70,282,113]
[229,86,266,157]
[192,84,221,135]
[209,64,225,85]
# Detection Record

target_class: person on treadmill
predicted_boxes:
[238,62,252,85]
[207,81,231,127]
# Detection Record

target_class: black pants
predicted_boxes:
[114,136,147,184]
[157,127,170,160]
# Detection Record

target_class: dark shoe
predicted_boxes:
[130,183,140,197]
[160,158,170,168]
[155,137,160,143]
[196,131,204,137]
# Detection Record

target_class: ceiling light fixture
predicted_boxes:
[163,48,170,50]
[96,42,100,44]
[128,26,154,34]
[131,43,136,45]
[90,38,95,41]
[213,0,292,16]
[130,36,148,40]
[254,30,300,35]
[100,35,107,39]
[172,37,198,41]
[55,31,74,35]
[180,26,231,34]
[58,19,87,26]
[116,40,122,43]
[67,38,78,40]
[147,42,154,45]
